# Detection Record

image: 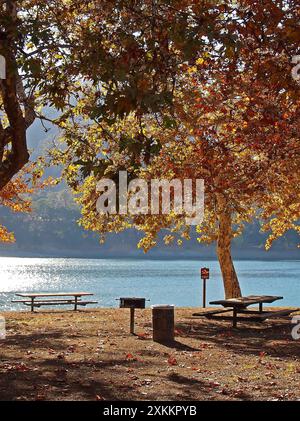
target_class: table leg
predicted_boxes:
[233,308,237,328]
[259,302,263,313]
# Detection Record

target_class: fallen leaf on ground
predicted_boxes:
[126,353,136,361]
[167,356,178,366]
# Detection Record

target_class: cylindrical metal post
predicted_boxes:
[130,308,135,334]
[151,305,174,343]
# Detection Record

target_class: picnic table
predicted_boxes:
[193,295,299,328]
[12,292,98,312]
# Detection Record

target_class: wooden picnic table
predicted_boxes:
[193,295,299,328]
[12,292,97,312]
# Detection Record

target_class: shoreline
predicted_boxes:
[1,305,300,315]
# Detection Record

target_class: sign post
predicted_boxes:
[200,267,210,308]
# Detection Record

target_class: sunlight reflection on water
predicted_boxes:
[0,257,299,310]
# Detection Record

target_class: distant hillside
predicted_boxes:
[0,115,299,259]
[0,187,299,259]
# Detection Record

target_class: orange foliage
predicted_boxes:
[0,163,53,243]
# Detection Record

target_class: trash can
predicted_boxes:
[151,305,175,343]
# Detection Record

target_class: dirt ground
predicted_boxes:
[0,307,299,401]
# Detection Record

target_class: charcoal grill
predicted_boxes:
[117,297,148,334]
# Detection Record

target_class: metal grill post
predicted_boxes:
[130,308,135,334]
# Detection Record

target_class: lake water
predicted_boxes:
[0,257,299,311]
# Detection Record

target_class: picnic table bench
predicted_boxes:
[193,295,299,328]
[12,292,98,312]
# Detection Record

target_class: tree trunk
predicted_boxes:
[216,194,242,299]
[0,1,32,191]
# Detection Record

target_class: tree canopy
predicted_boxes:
[49,0,300,297]
[0,0,299,296]
[1,0,299,187]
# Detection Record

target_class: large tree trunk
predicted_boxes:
[0,1,33,191]
[216,194,242,299]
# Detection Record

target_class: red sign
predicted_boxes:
[200,267,210,280]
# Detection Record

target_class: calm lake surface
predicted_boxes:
[0,257,299,311]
